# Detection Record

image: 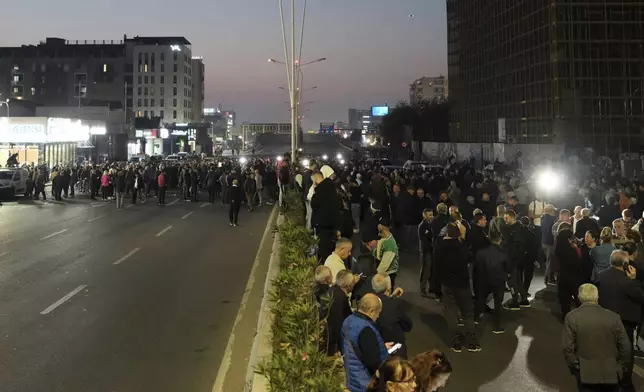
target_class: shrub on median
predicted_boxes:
[256,189,344,392]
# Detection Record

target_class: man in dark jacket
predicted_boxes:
[320,269,355,356]
[563,283,630,391]
[372,273,412,358]
[228,179,243,226]
[312,165,341,262]
[206,167,217,204]
[436,224,480,353]
[418,208,434,297]
[115,170,126,209]
[503,210,531,309]
[574,208,601,239]
[541,204,557,285]
[597,250,644,392]
[475,231,510,333]
[429,203,451,297]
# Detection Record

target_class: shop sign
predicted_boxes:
[47,118,90,142]
[171,130,188,136]
[0,122,47,143]
[135,130,144,138]
[90,126,106,135]
[160,128,169,139]
[135,129,158,138]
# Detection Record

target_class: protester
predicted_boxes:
[342,293,391,392]
[366,357,417,392]
[323,237,353,284]
[372,273,413,358]
[563,284,631,392]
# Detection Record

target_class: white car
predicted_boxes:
[0,167,30,198]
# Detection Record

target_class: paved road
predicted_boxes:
[391,246,644,391]
[0,191,273,392]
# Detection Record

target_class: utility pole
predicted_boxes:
[290,0,297,160]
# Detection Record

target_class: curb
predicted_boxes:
[245,213,284,392]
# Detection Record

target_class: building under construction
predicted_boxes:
[447,0,644,154]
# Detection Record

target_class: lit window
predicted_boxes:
[144,64,148,73]
[137,110,142,117]
[31,87,35,95]
[13,75,19,82]
[103,64,108,72]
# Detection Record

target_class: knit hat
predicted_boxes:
[320,165,335,179]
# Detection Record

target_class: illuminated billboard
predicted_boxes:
[371,106,389,117]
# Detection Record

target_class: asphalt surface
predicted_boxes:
[388,244,644,391]
[0,190,273,392]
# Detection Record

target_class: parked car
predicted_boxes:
[0,167,30,198]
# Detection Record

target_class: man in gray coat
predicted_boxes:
[562,283,631,392]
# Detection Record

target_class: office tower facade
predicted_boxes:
[447,0,644,153]
[191,57,204,123]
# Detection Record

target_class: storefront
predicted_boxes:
[0,117,104,167]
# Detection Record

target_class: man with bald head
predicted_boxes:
[341,293,392,392]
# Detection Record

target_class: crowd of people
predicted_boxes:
[296,155,644,392]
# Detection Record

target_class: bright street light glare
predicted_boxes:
[322,154,328,160]
[336,153,343,160]
[276,155,283,162]
[302,159,310,167]
[340,159,346,165]
[537,171,561,192]
[239,157,247,164]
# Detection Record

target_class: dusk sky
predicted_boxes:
[2,0,447,130]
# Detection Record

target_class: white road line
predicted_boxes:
[113,247,141,265]
[40,285,87,315]
[200,203,209,208]
[87,215,105,222]
[126,204,134,209]
[155,225,173,237]
[168,199,179,206]
[41,229,69,240]
[0,251,7,258]
[211,205,277,392]
[91,203,107,208]
[181,212,193,220]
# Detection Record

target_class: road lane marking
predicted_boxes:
[201,203,209,208]
[212,205,277,392]
[126,204,134,209]
[181,212,193,220]
[40,285,87,315]
[168,199,179,206]
[91,203,107,208]
[87,215,105,222]
[113,247,141,265]
[41,229,69,240]
[156,225,173,237]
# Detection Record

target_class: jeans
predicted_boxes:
[351,203,361,231]
[306,201,313,229]
[158,186,166,204]
[116,192,125,209]
[508,260,528,302]
[442,286,478,345]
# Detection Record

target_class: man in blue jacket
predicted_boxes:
[341,293,391,392]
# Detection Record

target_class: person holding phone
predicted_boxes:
[341,293,394,392]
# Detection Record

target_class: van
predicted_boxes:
[0,167,30,198]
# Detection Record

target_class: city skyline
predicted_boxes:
[1,0,448,130]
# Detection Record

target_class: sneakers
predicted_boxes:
[503,299,521,311]
[493,328,505,335]
[451,340,462,353]
[468,344,482,352]
[457,318,465,327]
[229,222,233,227]
[519,299,532,308]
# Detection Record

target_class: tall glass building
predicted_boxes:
[447,0,644,154]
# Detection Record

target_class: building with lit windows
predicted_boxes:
[409,76,448,104]
[447,0,644,153]
[130,36,194,123]
[0,37,127,109]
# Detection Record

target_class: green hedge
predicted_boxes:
[256,189,344,391]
